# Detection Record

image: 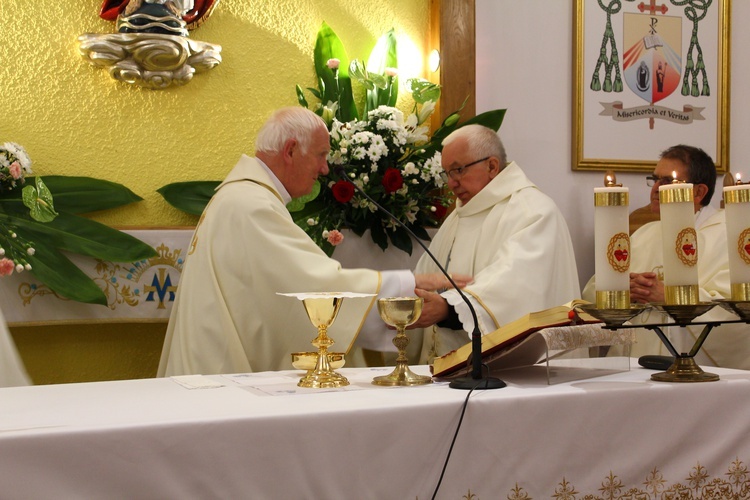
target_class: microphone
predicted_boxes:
[333,165,505,390]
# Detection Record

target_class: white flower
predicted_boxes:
[417,100,437,125]
[15,264,24,273]
[27,247,35,256]
[2,142,32,172]
[306,218,317,226]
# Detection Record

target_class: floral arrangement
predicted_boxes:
[290,22,505,255]
[0,142,156,304]
[156,22,505,256]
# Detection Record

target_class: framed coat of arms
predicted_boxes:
[573,0,730,172]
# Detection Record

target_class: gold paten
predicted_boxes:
[298,294,349,388]
[664,284,699,305]
[373,297,432,386]
[651,356,719,383]
[595,290,631,310]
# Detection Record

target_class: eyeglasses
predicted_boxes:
[646,174,685,187]
[440,157,490,182]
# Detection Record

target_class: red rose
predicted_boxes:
[331,180,355,203]
[431,202,448,221]
[382,168,403,193]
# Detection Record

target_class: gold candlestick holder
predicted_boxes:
[373,297,432,386]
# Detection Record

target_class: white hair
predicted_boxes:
[255,107,327,154]
[442,124,507,166]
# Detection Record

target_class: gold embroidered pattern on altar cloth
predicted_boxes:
[17,243,184,311]
[446,458,750,499]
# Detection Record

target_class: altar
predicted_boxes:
[1,363,749,498]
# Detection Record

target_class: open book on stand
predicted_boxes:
[431,299,604,378]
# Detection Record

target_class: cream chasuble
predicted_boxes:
[414,162,580,364]
[584,207,750,369]
[158,155,412,376]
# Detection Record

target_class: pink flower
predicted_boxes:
[8,161,22,180]
[326,230,344,246]
[327,58,340,70]
[385,67,398,77]
[0,258,15,276]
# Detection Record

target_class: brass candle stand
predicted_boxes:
[373,297,432,386]
[587,301,750,382]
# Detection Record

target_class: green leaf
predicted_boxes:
[388,226,413,255]
[22,177,58,222]
[26,242,108,305]
[5,176,143,214]
[287,181,321,212]
[366,29,398,109]
[460,109,507,132]
[408,79,441,104]
[295,85,309,108]
[157,181,220,215]
[2,210,156,262]
[313,22,358,121]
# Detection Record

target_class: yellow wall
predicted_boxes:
[1,0,431,384]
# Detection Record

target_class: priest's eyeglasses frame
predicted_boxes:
[646,174,686,187]
[441,156,490,183]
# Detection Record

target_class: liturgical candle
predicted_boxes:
[723,176,750,301]
[594,174,630,309]
[659,180,699,305]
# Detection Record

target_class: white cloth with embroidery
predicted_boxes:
[583,206,749,369]
[158,155,414,376]
[414,161,581,363]
[0,307,31,387]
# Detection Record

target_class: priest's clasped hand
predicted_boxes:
[629,271,665,303]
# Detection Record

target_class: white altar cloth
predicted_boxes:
[1,364,749,498]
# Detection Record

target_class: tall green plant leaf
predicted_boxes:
[365,29,398,112]
[0,208,156,261]
[27,176,143,213]
[157,181,220,216]
[25,241,108,305]
[314,22,358,121]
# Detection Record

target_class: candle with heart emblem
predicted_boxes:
[659,178,699,305]
[594,172,630,308]
[723,174,750,301]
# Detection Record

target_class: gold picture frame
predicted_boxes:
[573,0,730,173]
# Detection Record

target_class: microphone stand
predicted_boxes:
[333,167,505,390]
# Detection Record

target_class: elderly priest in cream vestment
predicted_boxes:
[410,125,581,364]
[158,108,457,376]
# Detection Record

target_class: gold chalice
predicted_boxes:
[298,293,349,388]
[373,297,432,386]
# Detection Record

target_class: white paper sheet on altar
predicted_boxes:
[0,228,427,326]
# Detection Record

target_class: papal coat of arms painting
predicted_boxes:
[574,0,729,172]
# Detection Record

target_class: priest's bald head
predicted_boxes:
[440,124,507,205]
[255,107,331,198]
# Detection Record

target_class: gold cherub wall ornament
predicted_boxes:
[77,0,222,89]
